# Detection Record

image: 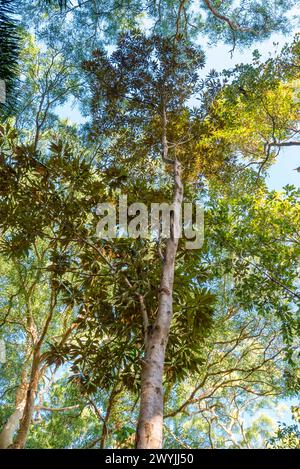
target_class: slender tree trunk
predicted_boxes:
[10,290,57,449]
[136,158,183,448]
[0,370,27,449]
[100,387,120,449]
[10,351,40,449]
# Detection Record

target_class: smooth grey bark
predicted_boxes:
[0,371,27,449]
[136,97,183,447]
[11,293,58,449]
[10,350,40,449]
[136,159,183,449]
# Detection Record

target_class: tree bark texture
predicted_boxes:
[0,370,28,449]
[136,155,183,448]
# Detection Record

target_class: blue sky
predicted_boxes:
[202,33,300,191]
[51,25,300,437]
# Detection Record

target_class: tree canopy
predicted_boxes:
[0,0,299,450]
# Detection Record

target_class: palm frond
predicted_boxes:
[0,0,20,117]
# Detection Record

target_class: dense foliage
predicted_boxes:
[0,0,299,449]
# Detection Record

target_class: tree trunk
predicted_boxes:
[10,351,40,449]
[0,370,27,449]
[100,387,120,449]
[136,158,183,448]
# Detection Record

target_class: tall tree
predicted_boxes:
[83,30,299,447]
[83,32,209,448]
[1,1,299,449]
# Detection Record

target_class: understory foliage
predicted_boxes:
[0,0,299,449]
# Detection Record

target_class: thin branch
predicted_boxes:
[34,405,80,412]
[203,0,256,34]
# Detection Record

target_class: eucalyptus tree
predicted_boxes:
[1,0,299,450]
[13,33,80,141]
[16,174,299,449]
[27,1,298,44]
[17,0,298,121]
[0,245,79,448]
[0,124,298,449]
[81,26,300,447]
[83,32,214,448]
[163,182,300,449]
[0,32,93,448]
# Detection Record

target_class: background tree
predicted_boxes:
[0,1,299,450]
